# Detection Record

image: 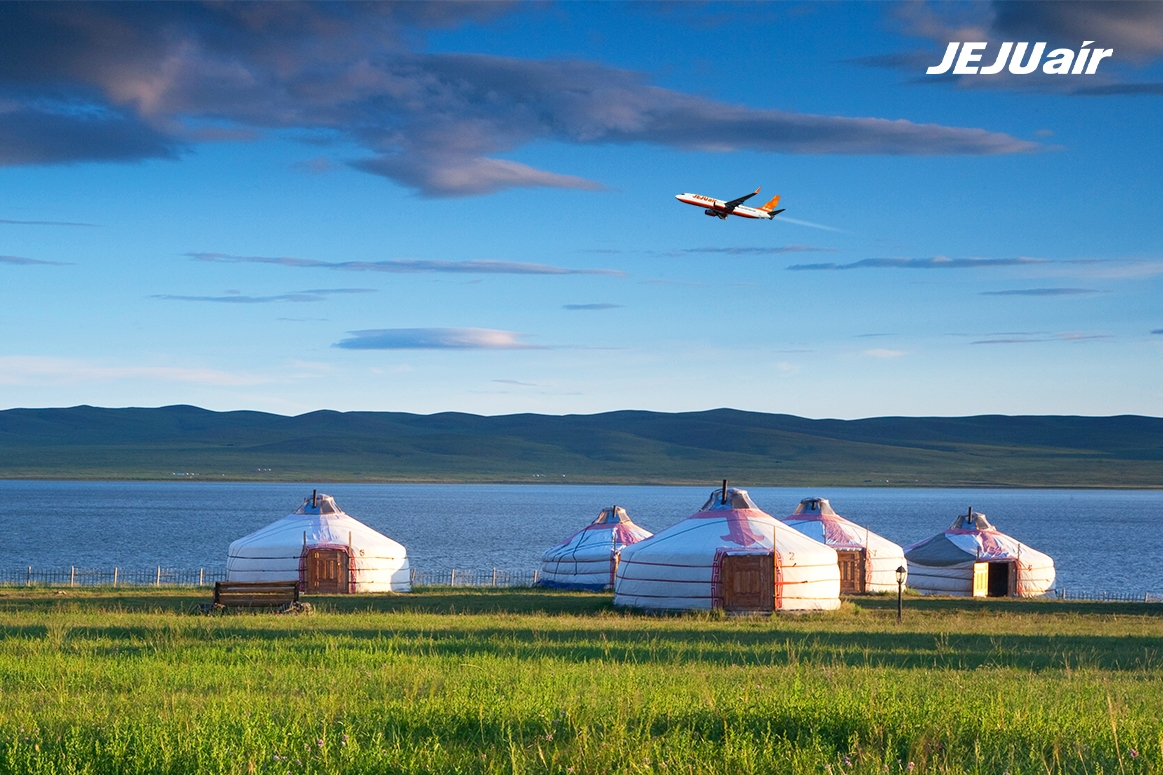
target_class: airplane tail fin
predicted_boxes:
[760,195,780,212]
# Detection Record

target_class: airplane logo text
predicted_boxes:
[926,42,1112,75]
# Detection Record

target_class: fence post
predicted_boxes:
[451,569,457,587]
[199,568,204,586]
[113,567,118,587]
[492,567,497,587]
[26,566,31,587]
[156,566,161,587]
[70,566,75,588]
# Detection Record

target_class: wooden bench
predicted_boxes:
[207,581,307,613]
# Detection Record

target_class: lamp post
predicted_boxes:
[895,565,907,623]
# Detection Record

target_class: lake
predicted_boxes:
[2,481,1158,595]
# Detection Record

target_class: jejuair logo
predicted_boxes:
[926,42,1113,75]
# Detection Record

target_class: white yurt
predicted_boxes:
[614,485,840,613]
[226,491,411,593]
[781,497,906,594]
[904,508,1054,597]
[539,506,653,591]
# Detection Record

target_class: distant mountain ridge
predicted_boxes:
[0,405,1160,487]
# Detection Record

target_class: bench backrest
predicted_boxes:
[213,580,300,607]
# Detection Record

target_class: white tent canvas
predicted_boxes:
[227,492,410,593]
[781,497,906,594]
[540,506,653,591]
[904,508,1054,597]
[614,487,840,612]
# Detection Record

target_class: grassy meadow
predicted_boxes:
[1,588,1162,774]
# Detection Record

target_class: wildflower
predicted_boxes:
[843,756,852,767]
[1130,749,1139,759]
[317,739,324,747]
[545,733,554,741]
[567,768,575,774]
[907,764,915,773]
[342,734,349,742]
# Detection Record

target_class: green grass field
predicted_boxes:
[1,588,1162,774]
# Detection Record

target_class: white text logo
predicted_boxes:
[926,42,1112,75]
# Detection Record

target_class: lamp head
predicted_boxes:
[895,565,907,585]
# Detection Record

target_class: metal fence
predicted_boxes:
[409,568,541,588]
[0,566,541,589]
[0,566,227,588]
[3,567,1158,600]
[1054,588,1162,603]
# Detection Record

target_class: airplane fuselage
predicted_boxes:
[675,192,778,220]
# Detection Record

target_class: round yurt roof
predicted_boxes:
[228,492,406,559]
[542,506,652,561]
[782,497,903,554]
[904,508,1048,568]
[622,487,833,562]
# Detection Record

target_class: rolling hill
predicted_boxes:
[0,405,1160,487]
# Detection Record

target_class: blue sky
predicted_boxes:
[1,1,1161,418]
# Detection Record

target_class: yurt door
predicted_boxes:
[836,549,866,594]
[305,548,349,593]
[721,554,775,613]
[986,561,1012,598]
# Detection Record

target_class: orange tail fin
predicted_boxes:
[760,195,781,212]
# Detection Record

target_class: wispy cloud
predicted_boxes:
[0,218,96,227]
[0,5,1040,197]
[334,327,539,350]
[1,255,71,266]
[980,288,1099,297]
[188,252,623,277]
[563,303,622,311]
[493,379,539,386]
[151,288,375,304]
[681,245,836,255]
[789,256,1048,271]
[862,348,904,358]
[0,356,260,386]
[856,333,896,338]
[1053,260,1163,280]
[1152,329,1163,335]
[972,332,1112,345]
[871,2,1163,96]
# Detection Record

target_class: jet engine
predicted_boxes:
[704,209,717,217]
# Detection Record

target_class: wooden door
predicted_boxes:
[836,549,866,594]
[972,562,988,597]
[305,548,349,594]
[721,554,774,613]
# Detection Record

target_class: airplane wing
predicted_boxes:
[723,187,761,211]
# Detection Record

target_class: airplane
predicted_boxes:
[675,187,785,220]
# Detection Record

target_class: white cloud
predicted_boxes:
[0,356,262,386]
[334,327,538,350]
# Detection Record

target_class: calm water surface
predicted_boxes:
[1,481,1156,594]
